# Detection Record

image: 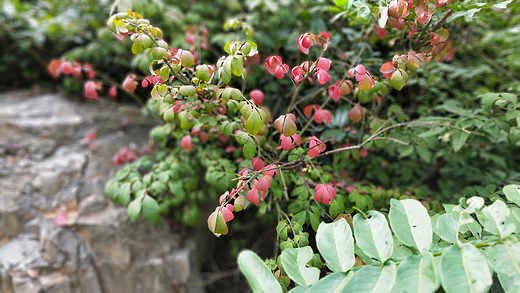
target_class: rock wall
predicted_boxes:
[0,90,204,293]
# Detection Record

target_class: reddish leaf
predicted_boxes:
[380,62,396,79]
[328,85,343,102]
[251,157,265,171]
[348,103,363,123]
[308,136,326,157]
[303,104,319,118]
[314,109,332,125]
[246,188,261,206]
[249,89,265,105]
[314,184,337,205]
[221,205,234,222]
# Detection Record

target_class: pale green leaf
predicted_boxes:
[238,250,282,293]
[281,247,320,286]
[486,241,520,290]
[288,273,351,293]
[497,272,520,292]
[343,263,397,293]
[316,219,355,273]
[432,213,458,243]
[476,200,515,238]
[389,199,432,251]
[391,236,413,261]
[440,244,492,293]
[353,211,393,263]
[396,252,439,293]
[464,196,484,213]
[457,213,482,238]
[378,6,388,28]
[504,184,520,206]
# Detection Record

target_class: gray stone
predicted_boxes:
[40,273,71,293]
[0,271,15,293]
[78,194,106,217]
[0,212,22,239]
[0,234,47,271]
[0,90,205,293]
[42,229,90,271]
[77,267,103,293]
[11,272,42,293]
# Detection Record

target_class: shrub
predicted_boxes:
[40,0,520,290]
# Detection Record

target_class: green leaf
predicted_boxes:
[207,208,228,235]
[334,0,347,7]
[131,41,144,54]
[391,236,413,261]
[280,247,320,286]
[476,200,515,238]
[504,184,520,206]
[118,182,131,206]
[486,240,520,291]
[396,252,439,293]
[105,179,119,200]
[497,272,520,292]
[353,211,393,263]
[243,141,256,160]
[440,244,492,293]
[389,199,432,252]
[437,101,475,117]
[127,198,142,222]
[289,273,351,292]
[451,130,469,152]
[220,121,234,136]
[237,250,282,293]
[234,130,249,145]
[141,195,160,223]
[431,213,458,243]
[150,181,167,194]
[316,219,355,273]
[480,93,501,107]
[457,213,482,238]
[245,109,263,135]
[343,263,397,293]
[329,196,345,218]
[231,55,244,77]
[309,209,320,231]
[418,127,445,138]
[447,8,482,22]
